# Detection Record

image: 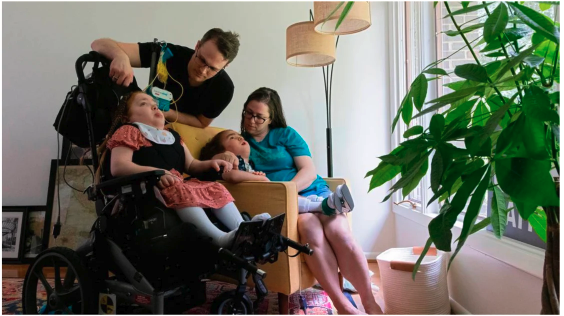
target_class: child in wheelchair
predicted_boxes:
[200,129,355,216]
[97,90,272,250]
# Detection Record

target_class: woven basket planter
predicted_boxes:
[377,247,451,314]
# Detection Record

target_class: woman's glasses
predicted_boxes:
[243,110,269,124]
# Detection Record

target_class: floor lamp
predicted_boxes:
[286,2,371,177]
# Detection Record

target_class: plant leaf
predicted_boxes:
[461,1,470,9]
[415,86,483,119]
[496,158,560,218]
[429,166,488,251]
[411,74,428,111]
[366,161,402,192]
[491,186,508,238]
[423,68,449,76]
[402,92,414,125]
[496,43,541,80]
[412,237,433,280]
[454,64,489,83]
[431,150,444,193]
[443,3,493,18]
[390,153,430,192]
[485,95,511,129]
[473,93,518,149]
[392,91,411,134]
[335,2,355,32]
[528,208,547,242]
[445,100,477,124]
[508,3,560,43]
[445,23,485,36]
[402,154,429,198]
[450,165,491,267]
[485,51,506,57]
[321,2,345,29]
[403,125,424,138]
[514,200,538,221]
[539,3,552,11]
[503,28,531,41]
[465,134,492,157]
[523,86,560,124]
[483,3,509,43]
[495,113,550,160]
[430,114,445,140]
[455,217,491,243]
[472,101,490,127]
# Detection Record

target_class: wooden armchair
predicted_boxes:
[170,123,351,312]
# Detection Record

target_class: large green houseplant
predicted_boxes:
[333,1,559,313]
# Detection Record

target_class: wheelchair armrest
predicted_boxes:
[97,170,165,191]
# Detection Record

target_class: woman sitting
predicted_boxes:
[213,87,378,314]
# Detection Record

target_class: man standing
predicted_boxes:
[91,28,240,127]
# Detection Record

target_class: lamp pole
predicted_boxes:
[311,10,339,177]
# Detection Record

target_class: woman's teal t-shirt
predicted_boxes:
[243,127,328,196]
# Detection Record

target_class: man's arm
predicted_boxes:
[165,110,213,128]
[90,38,140,86]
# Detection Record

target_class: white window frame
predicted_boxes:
[387,1,546,279]
[389,2,439,215]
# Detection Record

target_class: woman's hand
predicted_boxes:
[209,159,233,173]
[157,171,180,190]
[252,171,266,176]
[109,55,134,87]
[212,151,239,169]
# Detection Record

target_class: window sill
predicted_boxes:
[393,204,545,279]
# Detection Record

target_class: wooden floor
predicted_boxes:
[351,261,383,314]
[3,261,383,314]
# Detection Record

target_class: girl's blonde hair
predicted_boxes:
[95,90,143,184]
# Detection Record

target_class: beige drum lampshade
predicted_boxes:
[286,21,336,67]
[314,1,371,35]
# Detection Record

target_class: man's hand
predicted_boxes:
[110,55,134,87]
[212,151,239,169]
[210,159,233,173]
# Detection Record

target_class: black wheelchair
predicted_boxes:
[21,50,313,314]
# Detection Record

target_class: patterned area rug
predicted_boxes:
[2,278,335,315]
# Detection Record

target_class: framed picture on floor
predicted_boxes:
[2,206,28,263]
[22,205,52,262]
[46,159,97,251]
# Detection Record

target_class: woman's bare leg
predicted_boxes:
[298,213,363,315]
[319,214,379,314]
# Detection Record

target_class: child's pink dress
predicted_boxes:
[107,125,234,209]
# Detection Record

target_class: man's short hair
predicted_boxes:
[201,28,240,64]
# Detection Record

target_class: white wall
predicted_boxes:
[394,209,543,314]
[2,2,394,255]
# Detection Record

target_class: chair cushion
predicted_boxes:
[168,123,224,159]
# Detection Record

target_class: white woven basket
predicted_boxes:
[376,247,450,314]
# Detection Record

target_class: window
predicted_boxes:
[393,2,558,220]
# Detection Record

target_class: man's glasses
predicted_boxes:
[243,110,269,124]
[194,49,223,74]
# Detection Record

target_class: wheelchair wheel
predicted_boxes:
[22,247,97,314]
[211,290,254,314]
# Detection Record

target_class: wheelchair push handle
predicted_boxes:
[218,248,267,279]
[75,51,110,83]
